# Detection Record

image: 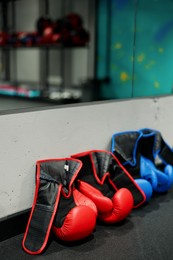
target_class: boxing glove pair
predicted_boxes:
[71,150,147,223]
[111,128,173,199]
[140,128,173,192]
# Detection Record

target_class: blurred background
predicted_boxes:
[0,0,173,111]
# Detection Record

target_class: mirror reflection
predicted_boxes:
[0,0,172,112]
[97,0,173,99]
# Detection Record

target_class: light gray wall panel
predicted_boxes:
[0,96,173,219]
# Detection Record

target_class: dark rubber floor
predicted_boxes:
[1,190,173,260]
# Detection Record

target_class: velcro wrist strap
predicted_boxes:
[22,165,61,255]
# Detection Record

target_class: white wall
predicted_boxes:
[0,95,173,219]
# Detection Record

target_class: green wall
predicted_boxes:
[97,0,173,99]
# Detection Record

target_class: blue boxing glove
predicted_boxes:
[135,179,153,202]
[140,156,173,193]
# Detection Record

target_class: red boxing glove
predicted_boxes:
[78,180,133,223]
[52,188,97,241]
[71,151,134,224]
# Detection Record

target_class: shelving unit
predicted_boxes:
[0,0,97,105]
